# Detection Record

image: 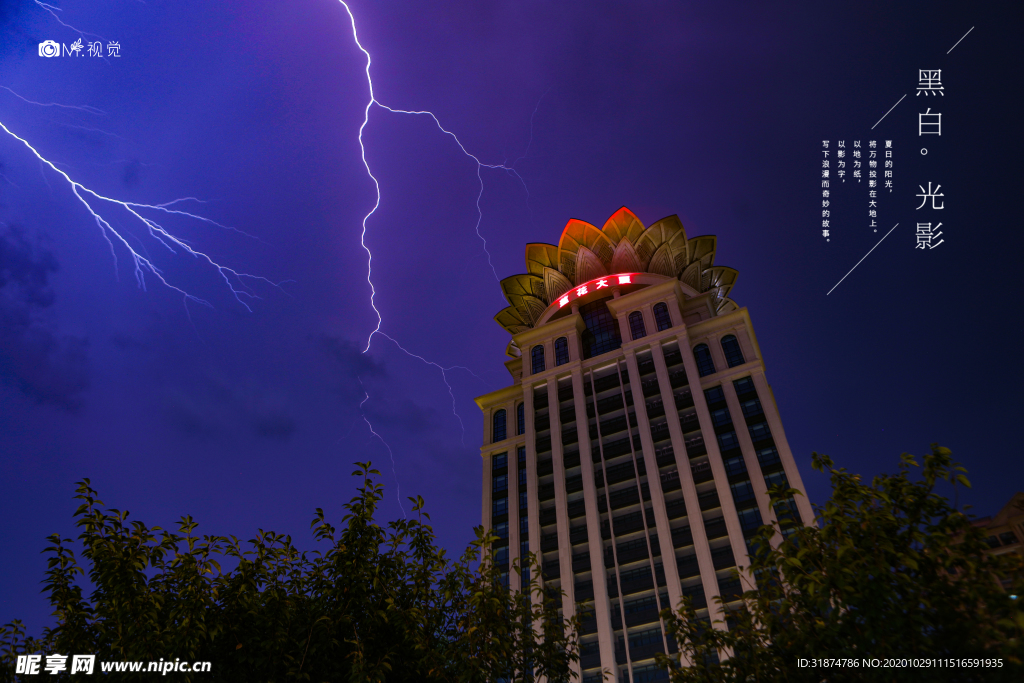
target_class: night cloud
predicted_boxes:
[0,225,89,410]
[363,397,439,436]
[318,335,388,402]
[162,373,298,442]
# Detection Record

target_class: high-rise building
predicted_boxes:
[475,207,814,683]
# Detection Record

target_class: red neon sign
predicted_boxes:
[557,273,637,309]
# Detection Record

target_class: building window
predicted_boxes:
[517,403,525,435]
[495,546,509,566]
[756,446,781,468]
[737,507,763,533]
[518,468,527,488]
[693,344,716,377]
[493,473,508,493]
[717,431,739,451]
[624,594,658,616]
[704,385,725,405]
[733,376,756,395]
[723,454,748,478]
[493,410,507,443]
[748,421,772,442]
[493,497,508,517]
[520,491,528,510]
[740,398,763,418]
[628,311,647,340]
[493,452,507,469]
[629,627,663,649]
[532,344,546,374]
[494,520,509,539]
[711,408,732,427]
[580,297,623,359]
[764,470,789,489]
[730,480,756,505]
[653,302,672,331]
[520,516,529,534]
[633,663,667,683]
[721,334,745,367]
[555,337,570,366]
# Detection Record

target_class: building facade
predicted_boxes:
[973,492,1024,589]
[474,207,814,683]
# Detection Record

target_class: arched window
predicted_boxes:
[554,337,569,366]
[693,344,716,377]
[580,298,622,359]
[721,335,745,367]
[628,311,647,340]
[517,402,525,435]
[531,345,546,374]
[493,409,507,443]
[653,302,672,331]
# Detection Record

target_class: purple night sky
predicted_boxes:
[1,1,1021,634]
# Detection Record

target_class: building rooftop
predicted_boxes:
[495,207,738,352]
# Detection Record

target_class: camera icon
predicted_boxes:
[38,40,60,58]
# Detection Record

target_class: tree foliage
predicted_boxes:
[1,463,582,682]
[657,445,1024,683]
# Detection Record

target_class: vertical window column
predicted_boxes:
[570,368,618,676]
[522,385,542,609]
[674,334,740,627]
[481,443,493,529]
[622,346,684,618]
[546,380,576,624]
[747,371,815,525]
[720,379,772,526]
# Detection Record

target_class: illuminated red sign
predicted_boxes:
[557,273,638,309]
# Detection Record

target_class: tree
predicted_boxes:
[657,444,1024,683]
[1,463,585,682]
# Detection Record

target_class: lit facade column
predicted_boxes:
[482,448,493,529]
[749,369,815,524]
[524,383,542,606]
[508,437,523,581]
[675,332,750,619]
[620,346,683,612]
[547,380,576,620]
[721,379,774,526]
[571,368,617,678]
[650,338,722,626]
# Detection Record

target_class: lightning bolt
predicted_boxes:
[358,382,406,519]
[0,86,106,115]
[34,1,104,42]
[0,110,285,309]
[6,3,532,512]
[334,0,539,497]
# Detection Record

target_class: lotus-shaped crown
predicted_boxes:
[496,207,737,336]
